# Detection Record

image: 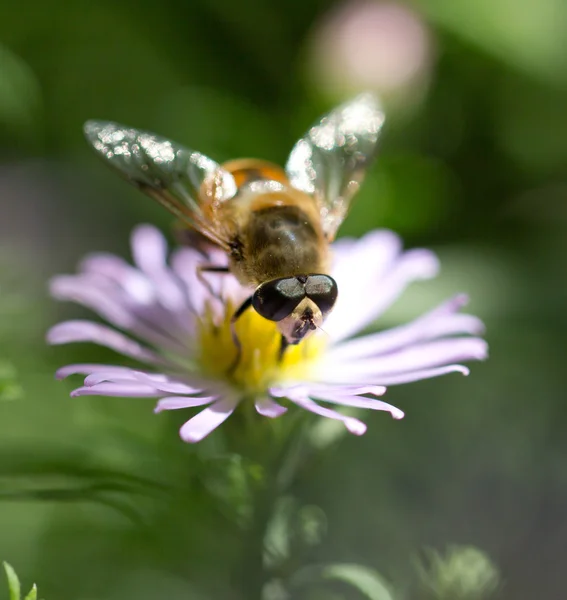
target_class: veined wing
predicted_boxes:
[84,121,237,249]
[285,94,385,241]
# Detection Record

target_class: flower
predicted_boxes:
[47,225,487,443]
[306,0,433,106]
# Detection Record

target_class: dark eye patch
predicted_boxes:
[304,275,338,315]
[253,277,306,321]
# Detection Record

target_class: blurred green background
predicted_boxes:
[1,0,567,598]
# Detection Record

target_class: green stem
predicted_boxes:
[238,475,277,599]
[233,409,310,599]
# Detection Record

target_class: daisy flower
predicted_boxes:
[47,224,487,443]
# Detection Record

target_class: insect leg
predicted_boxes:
[196,264,230,299]
[199,266,231,272]
[278,335,289,362]
[228,296,253,374]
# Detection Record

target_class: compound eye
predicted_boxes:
[304,274,338,315]
[252,278,306,322]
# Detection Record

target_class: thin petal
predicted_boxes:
[50,275,189,352]
[130,225,190,312]
[55,364,137,380]
[171,248,250,321]
[272,383,401,418]
[131,225,168,273]
[130,371,202,394]
[327,294,485,361]
[311,392,404,420]
[147,270,189,313]
[327,248,439,342]
[321,364,470,385]
[154,396,217,412]
[79,370,206,398]
[71,382,163,397]
[365,364,470,385]
[331,230,401,290]
[294,398,367,435]
[321,337,487,381]
[278,389,367,435]
[84,371,147,386]
[50,275,136,329]
[255,396,288,418]
[170,248,209,313]
[292,383,387,397]
[80,253,155,304]
[179,396,240,443]
[47,320,164,364]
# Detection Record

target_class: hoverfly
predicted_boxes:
[84,94,385,361]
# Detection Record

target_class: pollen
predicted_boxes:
[198,302,324,393]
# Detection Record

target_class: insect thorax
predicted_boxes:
[233,204,325,284]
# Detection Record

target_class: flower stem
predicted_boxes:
[232,410,310,599]
[237,479,277,599]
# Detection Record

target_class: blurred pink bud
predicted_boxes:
[307,1,433,104]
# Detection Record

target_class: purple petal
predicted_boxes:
[154,396,217,412]
[363,364,470,385]
[293,383,387,397]
[321,337,487,382]
[331,230,401,289]
[84,370,145,386]
[130,228,190,313]
[131,225,168,273]
[130,371,202,394]
[272,383,401,419]
[55,364,137,380]
[218,270,253,305]
[147,270,189,314]
[50,275,136,329]
[327,247,439,342]
[78,369,206,396]
[131,227,192,313]
[179,396,240,443]
[326,232,402,336]
[322,364,470,385]
[277,389,367,435]
[80,253,155,303]
[310,391,404,419]
[70,382,163,397]
[72,231,195,329]
[171,247,250,321]
[47,320,164,364]
[170,248,209,313]
[50,275,190,352]
[327,294,485,361]
[255,396,288,418]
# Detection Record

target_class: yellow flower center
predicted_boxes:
[198,301,325,393]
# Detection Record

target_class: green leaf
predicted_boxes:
[0,362,23,402]
[24,583,37,600]
[23,584,37,600]
[3,564,40,600]
[0,44,43,147]
[292,564,396,600]
[321,565,396,600]
[3,562,21,600]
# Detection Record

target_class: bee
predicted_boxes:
[83,94,385,360]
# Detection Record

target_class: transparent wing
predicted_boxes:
[84,121,237,248]
[285,93,385,240]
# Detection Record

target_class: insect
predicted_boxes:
[83,93,385,361]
